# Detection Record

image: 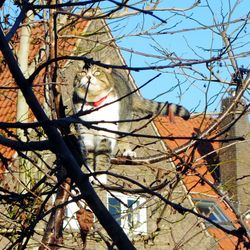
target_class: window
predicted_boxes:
[64,174,107,230]
[107,193,147,235]
[194,199,234,230]
[64,198,82,230]
[51,193,81,230]
[63,190,87,230]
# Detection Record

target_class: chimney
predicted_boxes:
[219,97,250,213]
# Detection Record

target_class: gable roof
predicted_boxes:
[0,19,89,170]
[154,115,219,187]
[154,115,248,249]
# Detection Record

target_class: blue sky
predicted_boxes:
[108,0,250,115]
[1,0,249,115]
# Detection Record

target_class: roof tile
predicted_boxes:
[154,115,246,248]
[0,20,88,161]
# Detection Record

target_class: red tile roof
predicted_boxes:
[0,19,88,174]
[154,114,218,149]
[154,115,247,249]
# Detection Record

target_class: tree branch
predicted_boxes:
[0,27,135,250]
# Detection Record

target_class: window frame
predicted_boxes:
[193,199,234,230]
[63,174,107,230]
[107,192,147,235]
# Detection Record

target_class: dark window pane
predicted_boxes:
[127,199,137,228]
[128,199,136,208]
[195,200,234,229]
[108,197,121,225]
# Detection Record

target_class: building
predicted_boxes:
[0,13,249,249]
[154,114,250,249]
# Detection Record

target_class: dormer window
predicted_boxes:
[194,199,234,230]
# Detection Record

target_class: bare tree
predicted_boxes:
[0,1,249,249]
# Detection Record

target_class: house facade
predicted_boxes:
[154,114,250,249]
[0,13,249,250]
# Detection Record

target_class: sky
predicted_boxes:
[1,0,249,115]
[107,0,250,115]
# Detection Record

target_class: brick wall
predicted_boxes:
[219,97,250,213]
